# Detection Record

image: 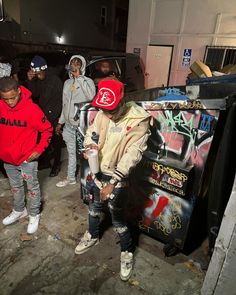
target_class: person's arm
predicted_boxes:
[78,76,96,101]
[31,106,53,156]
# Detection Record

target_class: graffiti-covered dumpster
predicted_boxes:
[133,98,224,254]
[76,83,236,255]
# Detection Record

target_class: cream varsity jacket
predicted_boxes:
[84,102,151,181]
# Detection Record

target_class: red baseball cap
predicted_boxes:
[92,79,124,110]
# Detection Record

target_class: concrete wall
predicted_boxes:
[20,0,116,49]
[126,0,236,86]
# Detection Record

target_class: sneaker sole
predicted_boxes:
[120,271,132,281]
[27,227,39,234]
[56,183,69,188]
[56,181,76,187]
[74,240,99,255]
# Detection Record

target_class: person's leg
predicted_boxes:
[21,161,41,234]
[108,188,133,252]
[63,124,77,182]
[88,185,104,239]
[75,184,102,254]
[2,163,28,225]
[108,187,133,281]
[21,161,41,216]
[52,134,62,168]
[49,131,62,177]
[4,163,25,212]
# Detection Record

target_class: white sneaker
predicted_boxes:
[27,214,40,234]
[120,251,133,281]
[56,178,76,188]
[2,208,28,225]
[75,231,99,254]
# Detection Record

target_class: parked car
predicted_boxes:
[11,51,145,92]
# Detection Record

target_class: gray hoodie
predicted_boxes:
[59,55,96,126]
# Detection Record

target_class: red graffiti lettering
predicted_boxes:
[143,195,169,226]
[168,177,182,188]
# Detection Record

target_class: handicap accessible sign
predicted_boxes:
[182,48,192,67]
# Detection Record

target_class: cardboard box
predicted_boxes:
[190,60,212,78]
[225,65,236,75]
[187,72,199,80]
[220,64,235,74]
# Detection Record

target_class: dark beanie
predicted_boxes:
[30,55,47,72]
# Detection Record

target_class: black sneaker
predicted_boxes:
[49,166,60,177]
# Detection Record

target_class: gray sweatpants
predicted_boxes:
[62,124,77,182]
[4,161,41,216]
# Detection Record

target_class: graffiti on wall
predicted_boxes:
[139,187,195,248]
[141,159,193,197]
[142,101,218,169]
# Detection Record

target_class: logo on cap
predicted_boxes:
[95,87,116,108]
[92,79,124,110]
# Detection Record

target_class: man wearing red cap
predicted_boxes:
[75,79,150,281]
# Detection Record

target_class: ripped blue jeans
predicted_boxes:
[88,175,133,252]
[4,161,41,216]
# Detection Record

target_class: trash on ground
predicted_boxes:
[20,233,33,242]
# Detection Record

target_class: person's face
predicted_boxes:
[102,107,121,122]
[32,70,46,80]
[0,88,21,108]
[70,60,82,78]
[100,62,111,74]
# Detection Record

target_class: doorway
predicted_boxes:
[145,45,173,89]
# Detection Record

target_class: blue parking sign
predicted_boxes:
[182,48,192,66]
[183,49,192,57]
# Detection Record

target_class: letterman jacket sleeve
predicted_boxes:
[113,119,150,182]
[31,105,53,155]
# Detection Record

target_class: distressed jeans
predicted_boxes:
[4,161,41,216]
[62,124,77,182]
[88,175,133,252]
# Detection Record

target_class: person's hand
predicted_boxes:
[71,67,81,78]
[27,69,36,81]
[26,152,40,162]
[55,123,62,135]
[100,183,115,201]
[83,144,98,159]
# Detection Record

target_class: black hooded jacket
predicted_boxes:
[26,70,63,127]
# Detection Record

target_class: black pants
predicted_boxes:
[50,132,62,168]
[88,174,133,252]
[39,131,62,169]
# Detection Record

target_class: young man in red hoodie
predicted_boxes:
[0,77,53,234]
